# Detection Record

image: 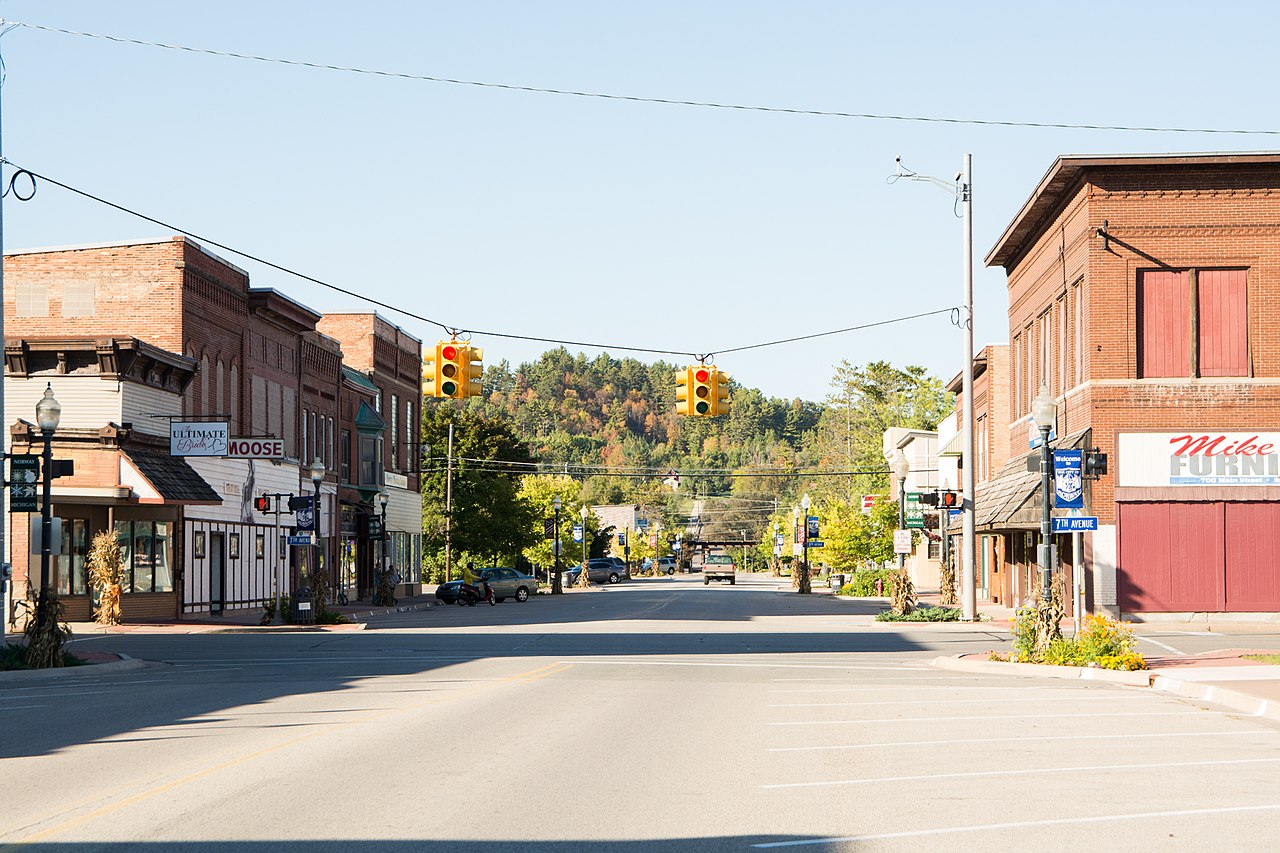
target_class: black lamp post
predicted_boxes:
[799,493,812,594]
[891,449,910,572]
[377,484,390,603]
[580,505,588,569]
[308,457,325,594]
[35,384,61,631]
[1032,385,1059,598]
[552,496,563,595]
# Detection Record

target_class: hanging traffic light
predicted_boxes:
[710,367,731,417]
[675,368,693,416]
[691,366,713,416]
[425,341,465,399]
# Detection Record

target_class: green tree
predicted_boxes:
[421,403,538,580]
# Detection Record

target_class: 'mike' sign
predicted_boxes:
[1119,432,1280,487]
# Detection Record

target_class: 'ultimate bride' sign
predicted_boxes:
[1118,432,1280,487]
[170,422,229,457]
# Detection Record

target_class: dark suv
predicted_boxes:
[566,557,630,585]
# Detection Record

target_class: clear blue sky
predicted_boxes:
[1,1,1274,402]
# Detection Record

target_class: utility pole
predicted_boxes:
[444,422,454,583]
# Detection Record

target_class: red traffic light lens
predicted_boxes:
[442,345,459,360]
[695,368,710,383]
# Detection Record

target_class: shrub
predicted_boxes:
[1095,652,1147,671]
[875,606,962,622]
[2,642,85,671]
[838,569,896,597]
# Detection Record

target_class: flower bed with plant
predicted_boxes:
[992,611,1146,671]
[875,606,963,622]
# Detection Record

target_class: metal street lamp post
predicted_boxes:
[893,155,977,621]
[1031,385,1058,598]
[377,484,390,604]
[308,457,325,595]
[891,449,910,572]
[35,384,60,634]
[799,493,812,594]
[580,505,588,569]
[552,496,563,595]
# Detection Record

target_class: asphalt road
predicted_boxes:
[3,574,1280,852]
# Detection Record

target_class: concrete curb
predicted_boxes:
[930,655,1152,687]
[0,656,155,683]
[1150,675,1280,724]
[337,601,441,621]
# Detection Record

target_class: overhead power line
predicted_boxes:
[8,20,1280,136]
[2,159,956,361]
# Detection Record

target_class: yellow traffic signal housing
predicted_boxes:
[674,368,693,415]
[710,367,731,417]
[424,341,466,399]
[463,345,484,397]
[691,366,714,416]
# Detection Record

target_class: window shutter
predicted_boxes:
[1138,270,1190,378]
[1197,269,1248,377]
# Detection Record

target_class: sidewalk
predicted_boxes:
[61,591,447,636]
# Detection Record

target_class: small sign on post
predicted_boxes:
[893,529,912,555]
[9,456,38,512]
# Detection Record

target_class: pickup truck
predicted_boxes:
[703,553,736,585]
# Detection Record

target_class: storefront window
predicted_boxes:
[113,519,174,594]
[56,518,89,595]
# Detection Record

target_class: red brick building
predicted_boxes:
[986,153,1280,616]
[317,314,424,600]
[3,237,351,618]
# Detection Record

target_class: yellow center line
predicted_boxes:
[3,659,573,847]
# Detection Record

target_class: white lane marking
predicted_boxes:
[0,705,47,711]
[557,660,930,671]
[766,729,1270,752]
[0,690,114,699]
[1172,631,1222,636]
[769,685,1109,693]
[749,803,1280,847]
[769,710,1209,726]
[762,756,1280,789]
[768,694,1148,708]
[1137,635,1185,655]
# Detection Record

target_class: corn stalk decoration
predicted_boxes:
[1032,572,1066,657]
[938,558,958,607]
[889,567,916,616]
[574,564,592,588]
[23,589,73,668]
[87,530,126,626]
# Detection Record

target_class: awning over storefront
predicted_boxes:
[938,431,964,458]
[956,428,1091,533]
[121,447,222,505]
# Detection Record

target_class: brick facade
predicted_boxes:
[988,153,1280,614]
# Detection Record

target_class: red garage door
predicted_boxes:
[1119,502,1280,612]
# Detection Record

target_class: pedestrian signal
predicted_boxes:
[941,491,960,508]
[254,495,270,514]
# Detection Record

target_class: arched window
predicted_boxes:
[200,355,210,416]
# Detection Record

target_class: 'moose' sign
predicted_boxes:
[1119,432,1280,487]
[227,438,286,459]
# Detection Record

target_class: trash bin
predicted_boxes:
[292,587,316,625]
[830,574,845,590]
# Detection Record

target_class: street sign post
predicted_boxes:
[1052,516,1098,533]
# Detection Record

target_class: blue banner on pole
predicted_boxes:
[1053,449,1084,509]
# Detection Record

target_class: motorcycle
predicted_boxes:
[456,578,496,607]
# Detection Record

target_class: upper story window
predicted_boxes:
[390,394,399,470]
[341,429,352,483]
[63,282,96,317]
[1138,268,1248,378]
[16,284,48,317]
